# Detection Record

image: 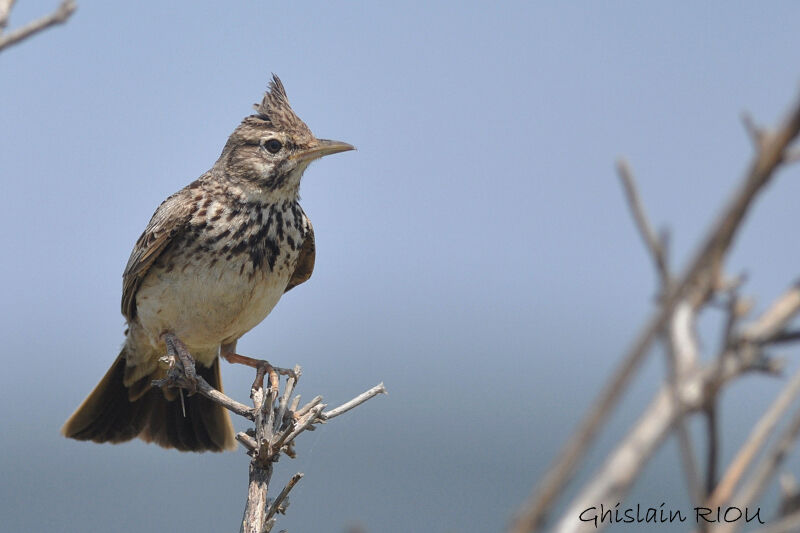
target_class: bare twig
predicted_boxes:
[289,394,301,413]
[740,281,800,343]
[265,473,304,522]
[295,395,323,418]
[742,112,767,151]
[199,377,255,418]
[236,431,258,453]
[321,382,388,420]
[616,158,670,285]
[269,418,297,456]
[0,0,76,53]
[274,365,301,431]
[281,405,325,449]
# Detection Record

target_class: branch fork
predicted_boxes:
[152,346,386,533]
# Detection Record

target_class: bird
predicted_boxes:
[61,75,354,452]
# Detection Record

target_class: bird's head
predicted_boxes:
[218,74,354,199]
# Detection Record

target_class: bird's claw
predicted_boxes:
[159,333,199,395]
[252,361,280,395]
[153,350,198,395]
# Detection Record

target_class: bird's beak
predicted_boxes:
[294,139,355,162]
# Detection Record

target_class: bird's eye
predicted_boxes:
[264,139,282,154]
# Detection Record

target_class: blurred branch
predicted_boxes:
[552,308,784,533]
[511,89,800,533]
[619,158,706,508]
[705,403,719,497]
[706,366,800,510]
[778,474,800,521]
[740,281,800,343]
[714,405,800,533]
[0,0,76,54]
[666,302,705,510]
[616,158,670,286]
[0,0,16,33]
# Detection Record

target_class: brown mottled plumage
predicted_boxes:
[62,75,354,452]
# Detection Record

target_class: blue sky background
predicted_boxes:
[3,2,800,532]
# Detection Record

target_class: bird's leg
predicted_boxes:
[160,332,198,394]
[220,341,295,394]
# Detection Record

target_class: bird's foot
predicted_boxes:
[156,332,198,395]
[221,349,295,395]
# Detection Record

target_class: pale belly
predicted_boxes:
[135,251,292,360]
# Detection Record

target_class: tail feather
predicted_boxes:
[61,349,235,452]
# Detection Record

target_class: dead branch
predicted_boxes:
[511,89,800,533]
[0,0,76,53]
[619,161,706,508]
[740,281,800,344]
[667,301,705,509]
[153,354,254,419]
[265,473,304,523]
[321,383,388,420]
[551,315,784,532]
[616,158,670,285]
[157,352,386,533]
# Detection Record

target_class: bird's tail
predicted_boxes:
[61,346,235,452]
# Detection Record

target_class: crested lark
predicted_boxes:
[62,75,354,451]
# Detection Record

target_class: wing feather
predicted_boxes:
[121,190,195,320]
[285,216,315,292]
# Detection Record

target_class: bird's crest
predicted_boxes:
[252,74,308,134]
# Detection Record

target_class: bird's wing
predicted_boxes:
[285,215,315,293]
[122,189,195,320]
